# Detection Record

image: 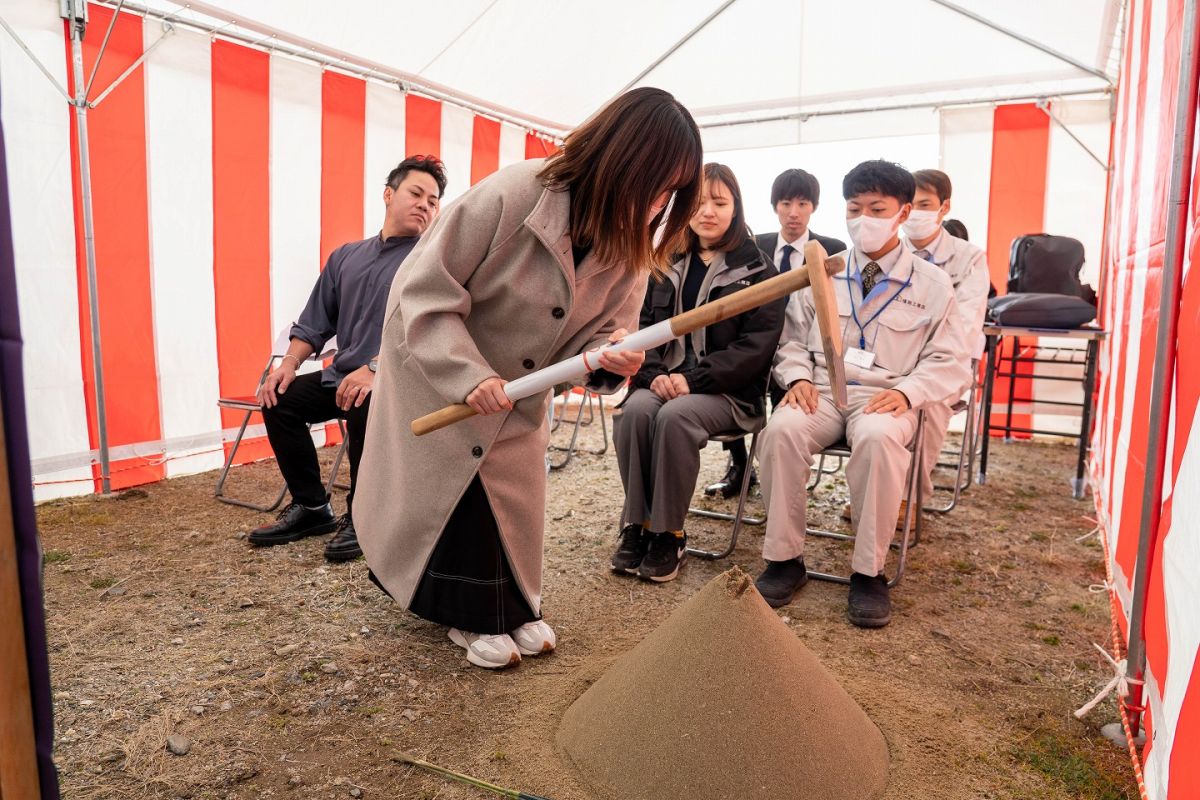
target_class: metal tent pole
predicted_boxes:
[64,0,112,496]
[92,0,569,137]
[1124,0,1200,737]
[929,0,1114,84]
[696,87,1110,131]
[617,0,741,94]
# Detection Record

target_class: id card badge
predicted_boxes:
[845,347,876,370]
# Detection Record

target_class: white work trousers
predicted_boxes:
[919,397,954,501]
[759,385,917,576]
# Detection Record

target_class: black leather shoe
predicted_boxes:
[611,524,650,574]
[754,558,808,608]
[847,572,891,628]
[324,515,362,562]
[248,501,336,547]
[703,461,757,499]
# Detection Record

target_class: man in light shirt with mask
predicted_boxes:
[901,169,990,502]
[754,160,968,627]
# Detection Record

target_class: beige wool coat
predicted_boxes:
[355,159,645,616]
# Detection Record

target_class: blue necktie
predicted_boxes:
[779,244,796,273]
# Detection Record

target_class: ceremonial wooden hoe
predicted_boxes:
[411,242,849,436]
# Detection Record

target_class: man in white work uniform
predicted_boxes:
[754,159,969,628]
[902,168,990,502]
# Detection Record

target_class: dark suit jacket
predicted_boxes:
[755,230,847,265]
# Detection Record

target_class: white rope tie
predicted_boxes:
[1075,523,1101,543]
[1074,642,1143,719]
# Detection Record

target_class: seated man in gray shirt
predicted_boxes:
[248,155,446,560]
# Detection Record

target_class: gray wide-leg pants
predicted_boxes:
[614,388,743,533]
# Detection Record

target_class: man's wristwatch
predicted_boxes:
[368,358,379,373]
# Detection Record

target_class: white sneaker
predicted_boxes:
[447,628,521,669]
[511,620,556,656]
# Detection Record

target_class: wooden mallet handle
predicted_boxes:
[804,240,849,409]
[411,402,477,436]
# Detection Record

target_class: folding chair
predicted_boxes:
[807,453,843,490]
[548,388,609,470]
[214,329,348,511]
[686,419,766,560]
[924,360,983,513]
[805,410,926,588]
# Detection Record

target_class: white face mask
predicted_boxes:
[847,211,901,254]
[901,209,941,240]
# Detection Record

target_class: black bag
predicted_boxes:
[1008,234,1095,301]
[986,293,1097,328]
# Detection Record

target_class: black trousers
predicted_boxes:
[261,371,369,515]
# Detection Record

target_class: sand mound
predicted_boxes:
[557,568,888,800]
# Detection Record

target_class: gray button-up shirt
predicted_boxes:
[290,234,419,386]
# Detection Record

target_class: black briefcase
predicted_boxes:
[986,293,1097,329]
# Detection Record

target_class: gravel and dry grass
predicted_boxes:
[36,415,1137,799]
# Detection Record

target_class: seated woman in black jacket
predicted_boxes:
[611,163,786,583]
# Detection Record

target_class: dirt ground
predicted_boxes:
[36,411,1138,800]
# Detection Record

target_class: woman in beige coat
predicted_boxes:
[356,88,704,669]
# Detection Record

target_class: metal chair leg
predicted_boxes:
[549,393,564,432]
[688,431,764,560]
[549,392,609,469]
[807,453,844,491]
[215,410,289,512]
[924,375,981,514]
[549,393,588,469]
[579,391,596,426]
[594,395,610,455]
[217,415,349,511]
[807,412,925,586]
[327,419,351,493]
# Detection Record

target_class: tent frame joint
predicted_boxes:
[0,13,72,102]
[87,20,174,109]
[1034,98,1111,171]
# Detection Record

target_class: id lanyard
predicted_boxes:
[846,252,914,351]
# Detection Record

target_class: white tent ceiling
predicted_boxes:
[107,0,1122,144]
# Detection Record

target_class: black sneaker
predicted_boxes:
[847,572,891,628]
[703,461,758,499]
[323,515,362,562]
[754,558,808,608]
[248,501,336,547]
[637,531,687,583]
[610,524,649,574]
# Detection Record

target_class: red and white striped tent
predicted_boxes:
[1095,0,1200,796]
[3,0,562,501]
[1,0,1121,499]
[2,0,1197,796]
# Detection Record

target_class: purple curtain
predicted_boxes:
[0,79,61,799]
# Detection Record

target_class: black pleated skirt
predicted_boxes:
[405,475,538,635]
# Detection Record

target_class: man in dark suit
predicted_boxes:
[705,168,847,498]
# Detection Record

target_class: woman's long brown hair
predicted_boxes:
[538,87,703,276]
